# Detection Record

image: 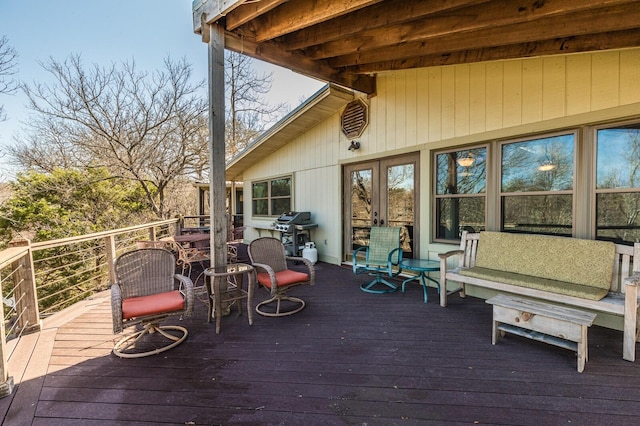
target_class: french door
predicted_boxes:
[343,153,419,260]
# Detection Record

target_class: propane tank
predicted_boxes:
[302,242,318,265]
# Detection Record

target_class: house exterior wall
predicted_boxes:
[243,48,640,266]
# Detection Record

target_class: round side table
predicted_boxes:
[400,258,440,303]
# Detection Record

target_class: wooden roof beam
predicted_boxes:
[249,0,383,42]
[280,0,491,51]
[328,2,640,67]
[223,32,376,94]
[347,29,640,72]
[225,0,288,31]
[305,0,635,60]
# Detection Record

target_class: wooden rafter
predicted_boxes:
[278,0,492,51]
[347,29,640,72]
[223,31,376,94]
[225,0,287,31]
[303,0,637,60]
[327,2,640,68]
[249,0,383,42]
[195,0,640,93]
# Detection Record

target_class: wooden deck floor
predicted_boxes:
[2,261,640,425]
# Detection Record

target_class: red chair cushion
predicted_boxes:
[122,290,185,319]
[257,270,309,289]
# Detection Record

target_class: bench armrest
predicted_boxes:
[437,249,467,308]
[624,272,640,287]
[438,249,464,262]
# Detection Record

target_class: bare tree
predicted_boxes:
[9,55,209,218]
[0,36,19,121]
[225,51,288,160]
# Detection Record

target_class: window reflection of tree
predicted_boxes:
[436,148,486,239]
[597,128,640,243]
[388,165,414,254]
[351,170,372,247]
[501,136,573,235]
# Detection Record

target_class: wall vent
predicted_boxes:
[341,99,368,139]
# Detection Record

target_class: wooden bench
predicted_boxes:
[486,294,597,372]
[439,231,640,362]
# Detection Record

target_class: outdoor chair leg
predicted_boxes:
[360,275,398,294]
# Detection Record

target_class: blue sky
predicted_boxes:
[0,0,324,180]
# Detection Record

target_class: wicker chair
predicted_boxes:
[248,237,315,317]
[111,248,194,358]
[352,226,403,294]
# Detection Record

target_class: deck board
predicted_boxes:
[4,261,640,425]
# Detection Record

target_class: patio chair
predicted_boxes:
[248,237,315,317]
[111,248,194,358]
[353,226,403,294]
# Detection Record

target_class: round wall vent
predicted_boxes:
[341,99,368,139]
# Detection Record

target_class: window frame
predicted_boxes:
[434,120,640,245]
[251,175,293,217]
[592,120,640,244]
[498,130,578,236]
[432,145,488,243]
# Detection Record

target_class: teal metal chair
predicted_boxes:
[352,226,403,294]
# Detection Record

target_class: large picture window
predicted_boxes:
[252,176,291,216]
[435,147,486,240]
[433,121,640,245]
[501,134,574,236]
[596,124,640,243]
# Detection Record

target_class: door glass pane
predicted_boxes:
[387,164,414,258]
[351,169,372,250]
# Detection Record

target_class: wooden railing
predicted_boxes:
[0,218,180,398]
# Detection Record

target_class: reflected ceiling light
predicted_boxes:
[538,163,556,172]
[456,155,475,167]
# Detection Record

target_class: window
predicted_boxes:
[434,121,640,245]
[595,124,640,243]
[501,134,575,236]
[435,147,487,240]
[252,176,291,216]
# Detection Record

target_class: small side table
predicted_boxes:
[486,294,596,372]
[400,258,440,303]
[204,263,255,334]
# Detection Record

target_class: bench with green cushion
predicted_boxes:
[438,230,640,362]
[458,232,616,301]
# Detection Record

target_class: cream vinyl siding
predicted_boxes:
[244,113,344,265]
[243,48,640,265]
[365,49,640,154]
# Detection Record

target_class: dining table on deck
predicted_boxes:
[171,233,211,250]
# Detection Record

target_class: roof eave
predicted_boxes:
[225,83,355,181]
[192,0,245,34]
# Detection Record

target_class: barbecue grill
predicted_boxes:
[273,211,317,256]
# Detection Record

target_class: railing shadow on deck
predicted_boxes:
[2,261,640,424]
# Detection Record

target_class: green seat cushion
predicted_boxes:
[458,266,609,301]
[474,232,615,290]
